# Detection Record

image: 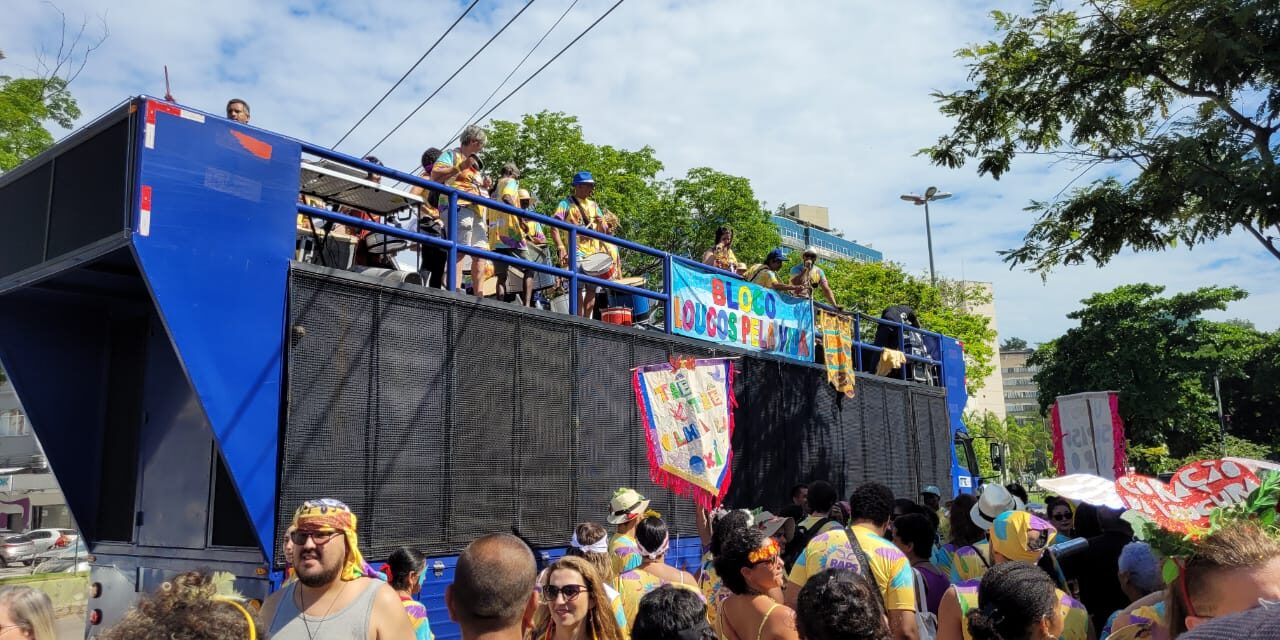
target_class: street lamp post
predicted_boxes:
[899,186,952,286]
[1213,371,1227,457]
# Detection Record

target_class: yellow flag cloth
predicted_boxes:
[817,310,855,398]
[875,348,907,377]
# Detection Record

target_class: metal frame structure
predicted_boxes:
[294,145,946,382]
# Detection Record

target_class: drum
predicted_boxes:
[610,277,651,320]
[610,291,652,320]
[579,252,615,279]
[530,245,557,291]
[602,307,633,326]
[364,232,409,255]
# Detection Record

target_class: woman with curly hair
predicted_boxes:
[795,569,890,640]
[963,562,1063,640]
[697,508,753,627]
[530,555,624,640]
[100,570,264,639]
[713,526,798,640]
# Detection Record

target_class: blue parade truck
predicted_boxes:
[0,97,978,636]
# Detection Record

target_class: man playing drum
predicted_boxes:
[553,171,607,317]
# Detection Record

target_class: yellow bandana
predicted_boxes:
[290,498,366,582]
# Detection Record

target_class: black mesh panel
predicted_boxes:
[281,268,959,562]
[882,386,915,498]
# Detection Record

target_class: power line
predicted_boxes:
[444,0,581,148]
[460,0,626,141]
[332,0,482,150]
[363,0,538,157]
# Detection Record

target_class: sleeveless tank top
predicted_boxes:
[269,579,381,640]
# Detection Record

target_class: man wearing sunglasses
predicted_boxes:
[260,499,415,639]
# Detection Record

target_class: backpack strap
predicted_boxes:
[844,527,885,610]
[912,568,928,614]
[962,543,991,569]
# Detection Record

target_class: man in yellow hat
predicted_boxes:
[260,498,415,639]
[607,488,651,581]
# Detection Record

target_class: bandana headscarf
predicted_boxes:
[291,498,367,582]
[570,531,609,554]
[990,510,1057,563]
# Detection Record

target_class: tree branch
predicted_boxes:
[1241,223,1280,262]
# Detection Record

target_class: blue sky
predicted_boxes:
[3,0,1277,344]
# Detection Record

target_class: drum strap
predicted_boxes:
[569,197,597,227]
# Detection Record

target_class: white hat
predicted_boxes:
[970,484,1025,530]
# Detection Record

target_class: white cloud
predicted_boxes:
[3,0,1275,343]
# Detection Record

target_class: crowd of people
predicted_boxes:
[72,471,1280,640]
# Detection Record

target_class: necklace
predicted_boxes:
[295,578,350,640]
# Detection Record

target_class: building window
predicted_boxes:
[1,410,26,437]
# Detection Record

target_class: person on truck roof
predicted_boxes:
[260,498,415,640]
[745,249,807,296]
[431,125,490,298]
[789,248,838,307]
[226,98,250,124]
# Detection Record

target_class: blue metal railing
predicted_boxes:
[295,143,945,384]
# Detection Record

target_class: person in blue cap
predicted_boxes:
[743,249,807,295]
[553,171,605,316]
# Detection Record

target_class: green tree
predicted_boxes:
[1217,330,1280,450]
[482,112,779,278]
[965,411,1054,480]
[0,73,79,171]
[925,0,1280,273]
[788,258,997,393]
[1029,283,1266,458]
[1001,337,1028,350]
[652,167,781,271]
[1,10,107,172]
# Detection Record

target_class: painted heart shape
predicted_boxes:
[1114,459,1261,534]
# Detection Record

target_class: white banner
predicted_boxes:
[1052,391,1125,480]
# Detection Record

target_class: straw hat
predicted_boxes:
[608,488,651,525]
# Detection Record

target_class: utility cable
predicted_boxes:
[364,0,538,157]
[332,0,482,150]
[444,0,581,148]
[460,0,625,140]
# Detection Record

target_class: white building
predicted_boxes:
[0,373,72,531]
[960,282,1007,422]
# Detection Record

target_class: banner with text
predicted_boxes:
[1052,391,1127,480]
[670,261,814,363]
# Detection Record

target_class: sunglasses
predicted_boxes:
[748,538,782,565]
[541,584,589,602]
[1051,512,1072,521]
[289,530,342,546]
